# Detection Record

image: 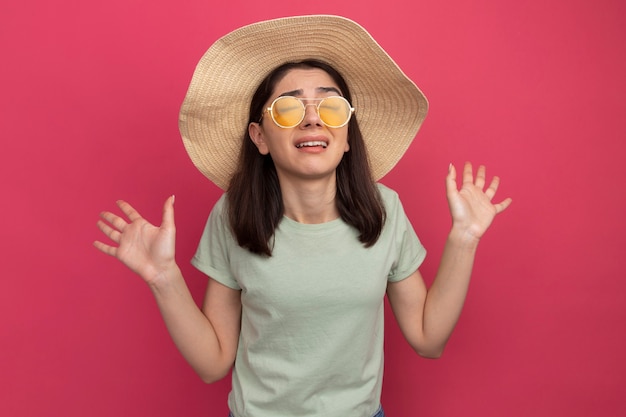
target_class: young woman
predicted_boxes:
[94,16,511,417]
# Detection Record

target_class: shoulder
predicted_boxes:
[375,182,398,197]
[208,193,228,218]
[200,192,230,235]
[215,192,228,209]
[375,183,401,209]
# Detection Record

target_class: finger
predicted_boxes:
[96,219,122,243]
[494,197,513,214]
[116,200,143,222]
[484,175,500,200]
[161,195,176,229]
[462,161,474,185]
[99,210,129,232]
[446,163,458,197]
[93,240,117,257]
[474,165,486,189]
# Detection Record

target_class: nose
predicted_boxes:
[300,103,322,127]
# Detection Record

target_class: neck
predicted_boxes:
[278,175,339,224]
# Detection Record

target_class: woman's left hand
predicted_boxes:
[446,162,512,241]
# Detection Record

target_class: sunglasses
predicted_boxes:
[261,96,355,128]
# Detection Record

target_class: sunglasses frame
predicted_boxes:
[262,96,355,129]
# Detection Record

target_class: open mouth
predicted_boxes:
[295,141,328,149]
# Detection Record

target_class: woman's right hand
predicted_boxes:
[94,196,177,286]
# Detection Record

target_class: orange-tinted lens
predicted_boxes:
[318,96,352,127]
[271,96,305,127]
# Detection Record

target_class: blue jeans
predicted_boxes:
[373,404,386,416]
[228,405,385,416]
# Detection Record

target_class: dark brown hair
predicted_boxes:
[227,60,385,256]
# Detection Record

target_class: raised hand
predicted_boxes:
[94,196,177,285]
[446,162,512,241]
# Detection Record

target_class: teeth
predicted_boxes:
[296,141,327,148]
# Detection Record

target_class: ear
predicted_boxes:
[248,122,270,155]
[344,140,350,153]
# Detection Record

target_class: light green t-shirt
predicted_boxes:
[192,184,426,417]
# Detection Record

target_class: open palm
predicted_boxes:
[446,162,512,241]
[94,196,176,284]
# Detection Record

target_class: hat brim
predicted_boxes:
[179,15,428,190]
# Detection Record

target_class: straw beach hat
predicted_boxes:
[179,15,428,190]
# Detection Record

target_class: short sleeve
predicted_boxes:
[191,194,241,290]
[378,184,427,282]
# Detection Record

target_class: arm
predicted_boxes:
[387,162,512,358]
[94,197,241,382]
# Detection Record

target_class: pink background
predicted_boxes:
[2,0,625,416]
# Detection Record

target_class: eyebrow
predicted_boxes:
[278,86,343,97]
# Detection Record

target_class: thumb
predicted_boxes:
[161,195,176,229]
[446,163,458,198]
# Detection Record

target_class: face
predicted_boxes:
[248,68,350,184]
